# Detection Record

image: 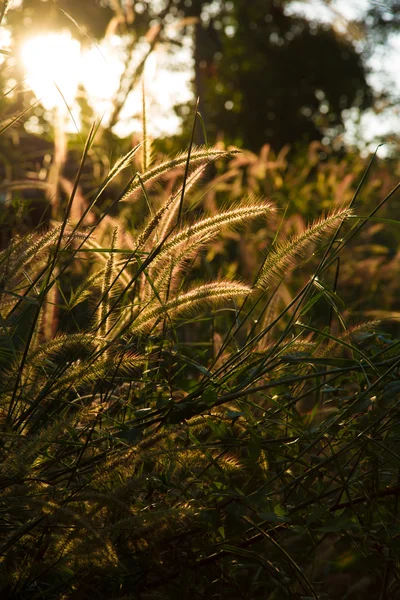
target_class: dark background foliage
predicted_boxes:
[2,0,392,151]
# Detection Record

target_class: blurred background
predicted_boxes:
[1,0,400,323]
[1,0,399,153]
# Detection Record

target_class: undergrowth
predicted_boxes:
[1,115,400,600]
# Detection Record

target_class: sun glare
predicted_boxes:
[80,35,125,120]
[20,29,194,137]
[21,32,81,111]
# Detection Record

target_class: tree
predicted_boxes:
[1,1,373,154]
[365,0,400,38]
[175,0,372,151]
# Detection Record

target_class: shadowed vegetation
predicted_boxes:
[1,117,400,599]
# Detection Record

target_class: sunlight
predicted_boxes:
[21,31,81,111]
[20,29,194,137]
[80,35,126,122]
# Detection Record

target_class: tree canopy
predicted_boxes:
[186,0,372,150]
[1,0,377,151]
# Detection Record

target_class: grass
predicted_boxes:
[1,112,400,600]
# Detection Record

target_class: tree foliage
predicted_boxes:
[3,0,374,152]
[176,0,372,150]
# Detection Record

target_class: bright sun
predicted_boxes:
[20,29,194,136]
[21,31,81,111]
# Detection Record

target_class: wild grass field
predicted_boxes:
[1,92,400,600]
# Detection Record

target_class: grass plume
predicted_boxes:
[121,145,240,202]
[256,207,352,289]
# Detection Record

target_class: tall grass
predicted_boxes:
[1,113,400,600]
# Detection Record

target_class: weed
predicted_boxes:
[1,112,400,600]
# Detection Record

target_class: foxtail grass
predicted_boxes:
[1,117,399,600]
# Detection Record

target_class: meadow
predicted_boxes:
[1,106,400,600]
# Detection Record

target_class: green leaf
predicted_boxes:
[274,503,287,517]
[168,401,206,424]
[134,407,153,418]
[115,428,143,443]
[258,512,291,524]
[248,432,261,462]
[206,417,228,439]
[201,387,218,406]
[284,356,363,368]
[226,409,245,419]
[316,518,358,533]
[382,381,400,395]
[345,396,373,415]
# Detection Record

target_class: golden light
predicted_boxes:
[143,51,158,82]
[21,31,81,111]
[80,35,125,121]
[20,29,194,137]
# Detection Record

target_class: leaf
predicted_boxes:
[206,417,228,439]
[382,381,400,395]
[258,512,291,524]
[248,432,261,462]
[134,408,153,418]
[345,396,373,415]
[316,518,358,533]
[283,356,362,368]
[201,387,218,406]
[226,410,245,419]
[167,401,205,424]
[115,428,143,443]
[274,503,287,517]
